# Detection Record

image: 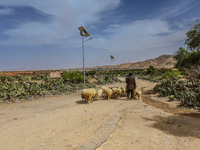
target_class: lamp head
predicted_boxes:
[78,26,90,37]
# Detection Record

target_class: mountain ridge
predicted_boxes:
[87,54,176,70]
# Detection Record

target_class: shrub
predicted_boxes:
[153,78,200,107]
[85,70,96,77]
[61,71,86,83]
[147,66,156,74]
[161,70,180,79]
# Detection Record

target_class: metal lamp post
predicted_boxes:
[102,59,104,78]
[110,55,115,76]
[78,26,92,86]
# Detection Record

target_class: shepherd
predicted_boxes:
[126,73,136,100]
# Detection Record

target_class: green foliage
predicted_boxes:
[185,19,200,51]
[174,18,200,69]
[174,47,200,69]
[188,50,200,66]
[0,74,96,103]
[173,47,190,69]
[85,70,96,77]
[161,70,180,79]
[153,79,179,97]
[99,69,146,77]
[94,74,122,85]
[61,71,86,83]
[15,75,24,81]
[147,66,156,74]
[153,78,200,107]
[137,75,163,82]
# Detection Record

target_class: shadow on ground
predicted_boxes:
[179,113,200,118]
[143,89,156,95]
[143,115,200,139]
[75,100,87,104]
[75,98,128,104]
[142,95,200,119]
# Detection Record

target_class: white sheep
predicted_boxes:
[81,89,87,103]
[112,87,122,99]
[134,88,142,99]
[105,88,113,100]
[134,87,145,99]
[120,87,127,97]
[101,86,108,98]
[101,86,108,92]
[81,88,96,104]
[95,89,103,100]
[116,88,122,99]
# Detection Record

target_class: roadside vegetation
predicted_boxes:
[154,18,200,108]
[0,70,122,103]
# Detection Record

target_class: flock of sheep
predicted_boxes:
[81,86,142,104]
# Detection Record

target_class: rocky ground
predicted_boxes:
[0,78,199,150]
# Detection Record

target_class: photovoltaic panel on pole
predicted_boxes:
[78,26,91,86]
[78,26,90,37]
[110,55,115,59]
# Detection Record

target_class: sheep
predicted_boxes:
[112,87,122,99]
[134,88,142,99]
[111,87,117,93]
[81,89,87,103]
[86,88,96,103]
[134,87,145,99]
[104,88,113,100]
[101,86,108,93]
[120,87,127,97]
[116,87,122,99]
[81,88,96,104]
[101,86,108,98]
[95,89,103,100]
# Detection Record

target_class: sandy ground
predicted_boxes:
[0,78,199,150]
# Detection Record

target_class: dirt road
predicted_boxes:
[0,79,199,150]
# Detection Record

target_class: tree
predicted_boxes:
[173,47,190,69]
[174,18,200,69]
[147,66,156,74]
[185,19,200,51]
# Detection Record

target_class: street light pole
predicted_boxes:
[78,26,91,87]
[111,59,113,76]
[82,37,92,86]
[110,55,115,76]
[82,36,85,85]
[102,59,104,78]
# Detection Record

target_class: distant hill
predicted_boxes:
[0,55,177,75]
[87,55,176,70]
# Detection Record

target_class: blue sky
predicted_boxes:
[0,0,200,71]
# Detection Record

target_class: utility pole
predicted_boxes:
[102,59,104,78]
[110,55,115,76]
[78,26,92,86]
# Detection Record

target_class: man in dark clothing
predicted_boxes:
[126,73,136,100]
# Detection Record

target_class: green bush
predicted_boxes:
[94,74,122,85]
[161,70,180,79]
[153,78,200,107]
[147,66,156,74]
[0,74,96,102]
[85,70,96,77]
[61,71,86,83]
